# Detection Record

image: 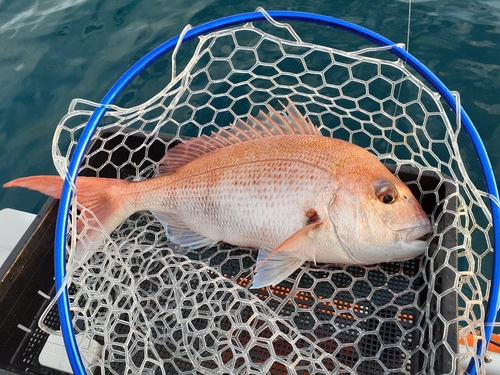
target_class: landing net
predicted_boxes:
[41,10,497,375]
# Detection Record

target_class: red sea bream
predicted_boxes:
[4,102,431,288]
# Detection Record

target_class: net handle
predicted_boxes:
[54,10,499,375]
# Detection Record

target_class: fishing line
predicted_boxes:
[405,0,412,53]
[383,0,412,161]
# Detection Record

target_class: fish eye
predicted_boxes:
[376,184,399,204]
[382,194,394,204]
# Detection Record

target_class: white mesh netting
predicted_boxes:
[41,12,495,375]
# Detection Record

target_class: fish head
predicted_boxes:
[327,173,432,264]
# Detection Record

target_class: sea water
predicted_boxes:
[0,0,498,213]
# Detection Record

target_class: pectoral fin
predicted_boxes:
[251,220,322,288]
[251,248,305,289]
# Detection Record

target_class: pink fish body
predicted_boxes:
[4,102,431,288]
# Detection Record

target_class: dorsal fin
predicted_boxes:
[158,100,321,175]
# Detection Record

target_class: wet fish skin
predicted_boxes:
[3,102,431,288]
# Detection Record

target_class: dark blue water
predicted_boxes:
[0,0,498,213]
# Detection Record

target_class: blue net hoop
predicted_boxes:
[53,10,499,375]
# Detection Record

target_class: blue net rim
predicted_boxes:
[54,10,499,375]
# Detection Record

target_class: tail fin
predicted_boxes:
[4,175,65,199]
[4,175,134,255]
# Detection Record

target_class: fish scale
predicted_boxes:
[149,145,335,250]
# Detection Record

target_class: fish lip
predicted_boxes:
[340,227,431,264]
[398,222,432,242]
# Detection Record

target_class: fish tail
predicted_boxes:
[4,175,135,255]
[4,175,65,199]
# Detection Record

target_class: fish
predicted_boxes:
[3,102,432,288]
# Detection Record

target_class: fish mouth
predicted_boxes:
[398,222,432,243]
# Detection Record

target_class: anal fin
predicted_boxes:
[151,210,217,250]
